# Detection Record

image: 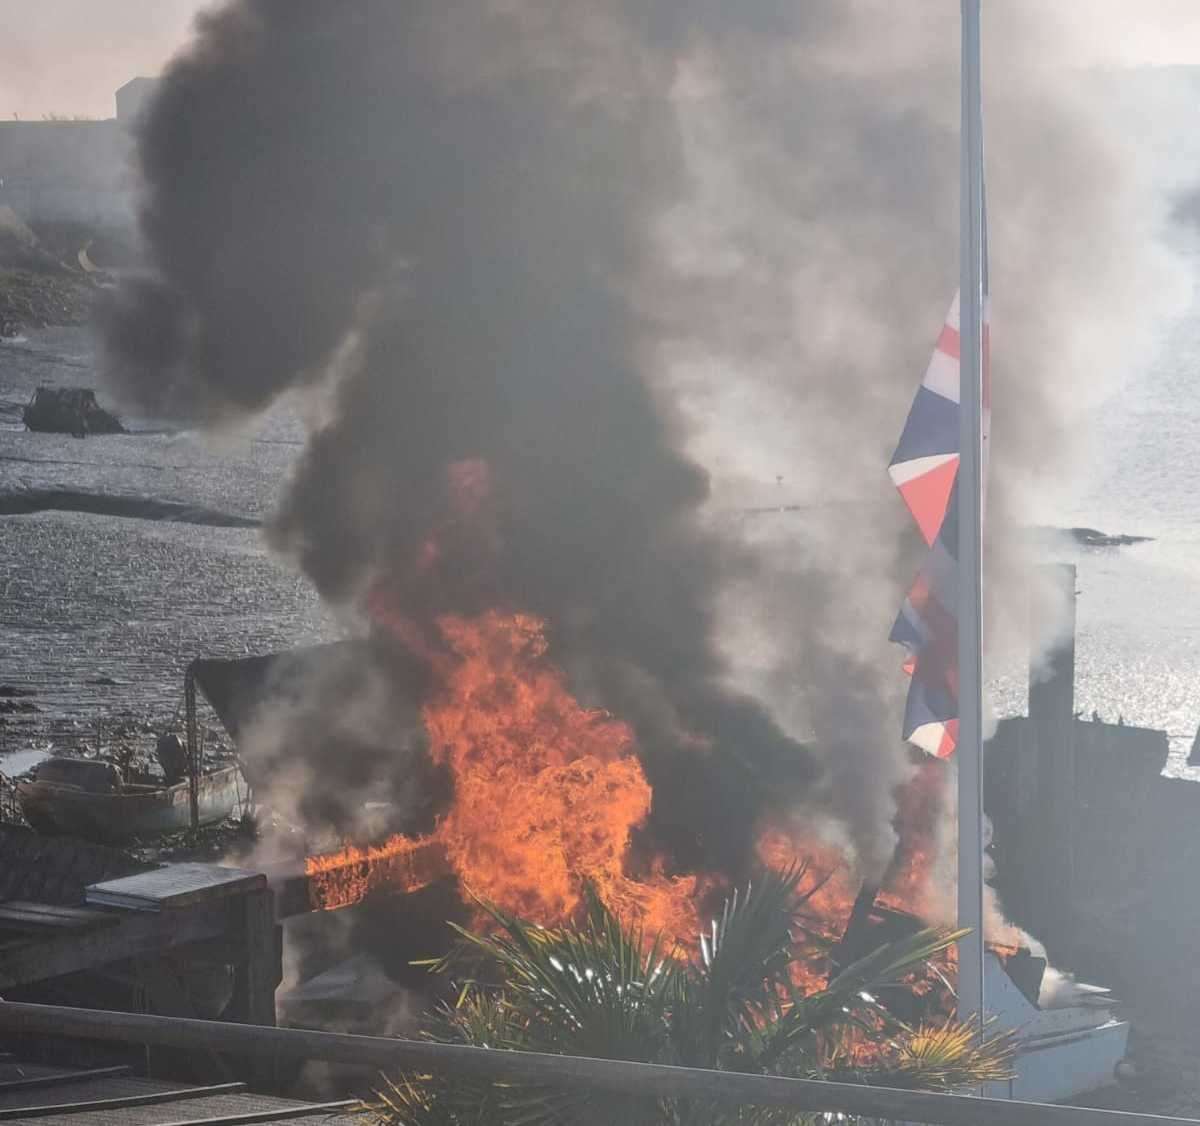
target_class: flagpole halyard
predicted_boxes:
[956,0,987,1042]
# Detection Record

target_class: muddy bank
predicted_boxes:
[0,487,260,527]
[0,328,335,764]
[0,270,93,337]
[0,510,334,743]
[1031,524,1155,548]
[0,210,112,336]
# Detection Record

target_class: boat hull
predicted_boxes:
[16,765,244,842]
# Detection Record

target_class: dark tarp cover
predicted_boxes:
[187,641,439,831]
[188,641,376,740]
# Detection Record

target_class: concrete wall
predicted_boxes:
[0,120,136,227]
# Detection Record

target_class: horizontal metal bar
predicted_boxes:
[0,1064,130,1093]
[0,1081,246,1120]
[0,1001,1191,1126]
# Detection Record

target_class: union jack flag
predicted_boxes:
[888,244,990,758]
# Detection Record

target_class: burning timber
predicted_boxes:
[272,836,451,918]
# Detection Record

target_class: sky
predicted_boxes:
[0,0,206,119]
[4,1,1200,119]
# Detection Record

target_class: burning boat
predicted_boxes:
[833,889,1129,1103]
[185,622,1130,1104]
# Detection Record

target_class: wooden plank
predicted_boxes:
[236,889,280,1090]
[0,1081,246,1121]
[0,907,109,932]
[86,866,265,912]
[0,902,112,922]
[0,903,232,990]
[0,1065,129,1094]
[153,1100,358,1126]
[240,890,279,1028]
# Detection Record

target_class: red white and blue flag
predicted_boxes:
[888,251,990,758]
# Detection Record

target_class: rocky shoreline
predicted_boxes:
[0,269,94,337]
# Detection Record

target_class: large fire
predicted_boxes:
[303,459,987,987]
[304,606,969,961]
[307,609,706,943]
[423,610,705,940]
[302,605,998,997]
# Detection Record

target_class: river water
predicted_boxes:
[4,287,1200,776]
[0,327,338,766]
[1039,240,1200,777]
[5,215,1200,791]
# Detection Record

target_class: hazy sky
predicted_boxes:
[3,1,1200,119]
[0,0,206,119]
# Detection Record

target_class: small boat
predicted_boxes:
[16,756,244,842]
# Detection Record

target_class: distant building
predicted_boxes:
[0,78,159,228]
[115,76,160,129]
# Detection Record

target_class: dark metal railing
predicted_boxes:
[0,1001,1192,1126]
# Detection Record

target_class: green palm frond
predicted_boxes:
[868,1016,1018,1090]
[430,984,524,1049]
[362,989,520,1126]
[444,885,679,1063]
[412,887,675,1126]
[752,927,966,1073]
[364,1074,439,1126]
[366,874,1013,1126]
[671,865,810,1070]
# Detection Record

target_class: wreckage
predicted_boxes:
[23,386,124,436]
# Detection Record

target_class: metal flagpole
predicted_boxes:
[957,0,987,1038]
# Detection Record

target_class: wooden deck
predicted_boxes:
[0,1057,358,1125]
[0,891,239,994]
[0,848,281,1049]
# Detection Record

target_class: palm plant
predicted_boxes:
[363,867,1014,1126]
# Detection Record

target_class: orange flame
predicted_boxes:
[753,823,861,994]
[878,758,948,922]
[302,450,1019,1002]
[306,609,704,946]
[303,616,978,984]
[423,610,705,942]
[754,824,861,940]
[304,835,449,911]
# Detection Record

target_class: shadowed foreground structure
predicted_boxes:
[0,1002,1195,1126]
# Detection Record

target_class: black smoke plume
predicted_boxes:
[103,1,1182,883]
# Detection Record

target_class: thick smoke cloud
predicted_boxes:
[642,2,1185,871]
[103,1,1186,883]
